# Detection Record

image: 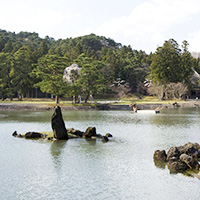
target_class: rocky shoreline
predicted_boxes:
[0,101,200,111]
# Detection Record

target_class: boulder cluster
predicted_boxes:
[51,106,112,142]
[12,106,112,143]
[67,127,112,142]
[154,142,200,173]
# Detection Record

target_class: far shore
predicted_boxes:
[0,99,200,111]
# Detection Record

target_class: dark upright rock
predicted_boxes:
[51,106,68,140]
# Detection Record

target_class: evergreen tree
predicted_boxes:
[14,46,33,100]
[0,53,15,100]
[33,54,69,104]
[150,39,182,84]
[180,40,193,82]
[76,54,108,103]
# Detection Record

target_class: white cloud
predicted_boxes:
[188,30,200,52]
[1,0,200,53]
[0,0,79,37]
[81,0,200,52]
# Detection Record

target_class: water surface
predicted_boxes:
[1,108,200,200]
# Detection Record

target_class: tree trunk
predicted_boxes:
[18,92,22,101]
[31,89,34,98]
[73,95,78,104]
[36,88,38,98]
[8,79,13,101]
[73,95,76,104]
[26,89,30,98]
[55,95,59,104]
[84,93,90,103]
[17,84,23,101]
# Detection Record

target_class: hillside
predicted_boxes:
[0,29,150,101]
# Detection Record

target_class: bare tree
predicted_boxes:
[148,82,188,100]
[165,83,188,99]
[148,83,168,100]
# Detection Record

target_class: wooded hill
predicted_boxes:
[0,29,200,103]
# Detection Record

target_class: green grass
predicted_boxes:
[41,132,53,137]
[0,96,187,106]
[111,96,185,105]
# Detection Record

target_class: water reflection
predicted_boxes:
[85,138,97,145]
[0,110,52,122]
[149,108,199,127]
[50,140,67,168]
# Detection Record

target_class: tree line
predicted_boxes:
[149,39,200,99]
[0,29,200,103]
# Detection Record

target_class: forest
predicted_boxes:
[0,29,200,103]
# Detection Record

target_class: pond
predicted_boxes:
[1,108,200,200]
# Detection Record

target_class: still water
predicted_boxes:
[1,108,200,200]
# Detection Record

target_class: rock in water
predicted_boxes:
[83,127,97,138]
[102,136,109,142]
[12,131,18,137]
[167,160,188,173]
[25,132,43,139]
[153,150,167,162]
[51,106,68,140]
[180,154,200,170]
[167,146,180,161]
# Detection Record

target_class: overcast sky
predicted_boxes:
[1,0,200,53]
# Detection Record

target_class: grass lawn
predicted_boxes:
[0,96,186,106]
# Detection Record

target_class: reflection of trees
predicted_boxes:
[50,140,67,168]
[2,110,52,123]
[149,109,192,127]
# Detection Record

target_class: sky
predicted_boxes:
[1,0,200,53]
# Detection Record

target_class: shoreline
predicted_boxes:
[0,101,200,111]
